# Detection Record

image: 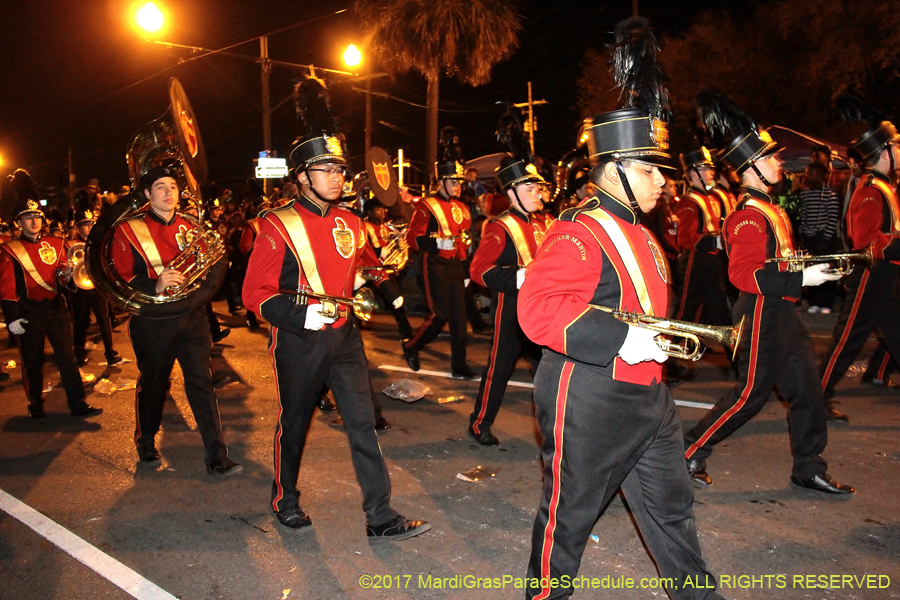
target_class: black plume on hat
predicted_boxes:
[836,93,884,128]
[294,76,339,137]
[612,17,670,122]
[8,169,39,202]
[695,89,757,150]
[496,102,532,164]
[439,126,464,164]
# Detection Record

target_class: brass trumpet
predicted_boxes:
[764,245,874,276]
[429,230,472,246]
[594,305,746,362]
[284,286,376,321]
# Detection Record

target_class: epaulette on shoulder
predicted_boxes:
[559,197,600,222]
[735,193,752,210]
[861,174,876,187]
[260,200,295,219]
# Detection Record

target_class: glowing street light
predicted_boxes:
[136,2,165,34]
[343,44,362,68]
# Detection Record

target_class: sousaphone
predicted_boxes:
[85,78,227,319]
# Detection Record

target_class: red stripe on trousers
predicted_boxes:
[472,293,504,433]
[821,270,870,388]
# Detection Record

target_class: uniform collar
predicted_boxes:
[596,188,638,225]
[21,232,41,243]
[508,205,530,222]
[146,209,177,226]
[298,194,330,217]
[867,167,891,184]
[740,186,773,203]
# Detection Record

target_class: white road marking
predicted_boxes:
[377,365,716,409]
[0,488,177,600]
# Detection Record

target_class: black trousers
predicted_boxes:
[526,352,721,600]
[372,276,413,340]
[404,254,467,372]
[268,322,398,527]
[864,341,897,380]
[470,291,540,433]
[71,288,114,360]
[676,251,732,327]
[129,307,227,465]
[821,262,900,401]
[684,294,828,480]
[17,296,87,412]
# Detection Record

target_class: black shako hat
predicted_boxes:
[582,17,673,171]
[495,103,545,191]
[836,93,900,163]
[679,143,715,173]
[9,169,45,220]
[696,89,780,174]
[289,77,348,173]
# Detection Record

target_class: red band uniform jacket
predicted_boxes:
[676,189,721,254]
[242,196,392,335]
[406,195,471,261]
[846,169,900,262]
[0,235,68,323]
[471,206,550,292]
[518,191,670,387]
[722,187,802,301]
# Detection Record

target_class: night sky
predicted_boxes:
[0,0,743,206]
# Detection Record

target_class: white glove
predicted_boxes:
[618,324,668,365]
[8,318,27,335]
[436,237,456,251]
[304,304,337,331]
[354,272,367,291]
[464,278,471,288]
[516,268,526,289]
[801,263,842,287]
[392,296,404,309]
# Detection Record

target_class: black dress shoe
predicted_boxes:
[401,340,420,371]
[275,506,312,530]
[686,457,712,486]
[317,396,337,412]
[468,425,499,446]
[76,355,89,366]
[71,405,103,418]
[862,373,898,389]
[826,403,850,422]
[211,328,231,344]
[28,403,46,419]
[366,516,431,544]
[375,415,392,430]
[106,352,123,367]
[0,370,9,382]
[451,366,478,380]
[137,446,162,464]
[790,473,854,494]
[207,458,243,477]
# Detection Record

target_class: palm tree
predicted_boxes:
[354,0,522,176]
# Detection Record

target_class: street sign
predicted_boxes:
[254,156,288,179]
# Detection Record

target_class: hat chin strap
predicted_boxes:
[614,160,640,211]
[749,163,776,189]
[304,168,339,204]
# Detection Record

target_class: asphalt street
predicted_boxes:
[0,300,898,600]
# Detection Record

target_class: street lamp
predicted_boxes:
[343,44,362,69]
[135,2,165,35]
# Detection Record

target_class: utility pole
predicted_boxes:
[513,82,548,154]
[67,146,75,209]
[260,36,272,195]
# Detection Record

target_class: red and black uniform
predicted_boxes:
[65,236,115,364]
[403,194,472,373]
[242,195,401,525]
[239,218,263,329]
[683,187,829,479]
[0,234,88,415]
[518,192,717,600]
[711,187,740,302]
[820,168,900,400]
[674,188,732,332]
[364,218,413,340]
[111,210,229,465]
[468,206,548,435]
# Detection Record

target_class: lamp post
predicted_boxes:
[343,44,372,158]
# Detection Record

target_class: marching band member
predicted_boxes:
[467,108,549,446]
[111,166,241,476]
[363,197,412,340]
[819,95,900,420]
[683,90,853,495]
[518,20,723,600]
[0,169,101,419]
[242,78,428,541]
[402,128,475,379]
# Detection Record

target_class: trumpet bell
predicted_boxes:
[72,261,94,290]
